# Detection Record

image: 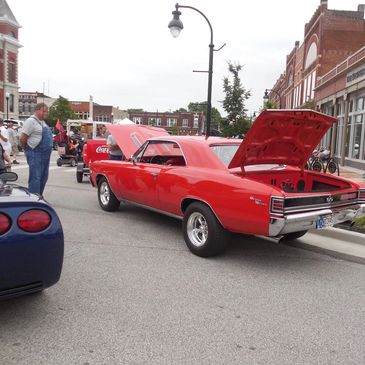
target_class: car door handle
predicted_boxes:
[150,172,159,177]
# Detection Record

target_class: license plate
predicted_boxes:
[316,214,334,229]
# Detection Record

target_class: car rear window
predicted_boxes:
[210,144,239,166]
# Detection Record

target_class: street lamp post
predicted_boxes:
[168,3,215,137]
[263,89,281,108]
[5,92,10,120]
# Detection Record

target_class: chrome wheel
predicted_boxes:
[97,177,120,211]
[99,181,110,206]
[187,212,208,247]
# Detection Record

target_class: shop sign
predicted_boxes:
[346,64,365,86]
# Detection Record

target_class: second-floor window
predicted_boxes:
[193,115,199,128]
[9,63,16,83]
[167,118,177,127]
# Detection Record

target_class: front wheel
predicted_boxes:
[183,202,230,257]
[76,171,83,183]
[56,158,62,167]
[97,177,120,211]
[311,160,323,172]
[70,158,77,167]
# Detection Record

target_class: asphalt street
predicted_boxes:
[1,151,365,365]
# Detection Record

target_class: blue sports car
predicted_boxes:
[0,172,64,300]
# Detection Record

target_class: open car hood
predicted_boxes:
[107,124,169,158]
[228,110,336,169]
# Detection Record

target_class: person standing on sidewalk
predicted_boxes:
[20,103,53,195]
[7,122,19,164]
[0,143,12,173]
[0,118,11,155]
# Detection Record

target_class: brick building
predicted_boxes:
[69,100,128,123]
[0,0,21,120]
[316,46,365,170]
[128,111,205,135]
[269,0,365,110]
[18,92,56,120]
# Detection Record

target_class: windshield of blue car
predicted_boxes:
[210,144,239,166]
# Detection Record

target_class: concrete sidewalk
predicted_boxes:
[286,227,365,265]
[337,165,364,182]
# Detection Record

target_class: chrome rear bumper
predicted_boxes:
[269,204,365,236]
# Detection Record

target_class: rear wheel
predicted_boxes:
[327,160,337,174]
[97,177,120,211]
[183,202,230,257]
[76,171,83,183]
[56,158,62,167]
[70,158,77,167]
[282,230,308,241]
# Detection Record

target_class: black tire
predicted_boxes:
[311,160,323,172]
[76,171,83,183]
[327,161,337,174]
[183,202,230,257]
[97,177,120,211]
[304,162,309,170]
[56,158,62,167]
[70,158,77,167]
[282,230,308,241]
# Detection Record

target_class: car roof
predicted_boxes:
[147,135,242,169]
[149,135,241,145]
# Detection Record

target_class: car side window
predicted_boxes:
[139,141,186,166]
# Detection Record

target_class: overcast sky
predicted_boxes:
[8,0,363,116]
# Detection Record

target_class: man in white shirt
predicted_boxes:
[0,118,12,155]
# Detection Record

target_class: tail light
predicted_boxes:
[0,213,11,235]
[359,189,365,201]
[17,209,51,233]
[271,197,285,214]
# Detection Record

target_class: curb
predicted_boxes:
[284,227,365,265]
[285,239,365,265]
[309,226,365,246]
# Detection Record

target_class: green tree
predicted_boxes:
[261,100,279,111]
[171,123,179,135]
[220,62,251,137]
[46,96,78,127]
[174,107,188,113]
[187,102,222,131]
[127,108,144,113]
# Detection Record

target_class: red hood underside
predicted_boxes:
[107,124,169,157]
[228,110,336,169]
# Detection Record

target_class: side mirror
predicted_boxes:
[0,171,18,183]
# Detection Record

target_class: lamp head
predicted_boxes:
[168,4,183,38]
[5,92,10,99]
[263,89,269,101]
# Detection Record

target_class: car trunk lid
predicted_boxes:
[228,110,336,170]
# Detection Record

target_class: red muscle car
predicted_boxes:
[90,110,365,257]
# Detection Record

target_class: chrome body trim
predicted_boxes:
[269,204,365,236]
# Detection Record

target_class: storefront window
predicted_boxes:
[336,117,343,157]
[356,97,364,111]
[344,116,351,157]
[351,114,362,159]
